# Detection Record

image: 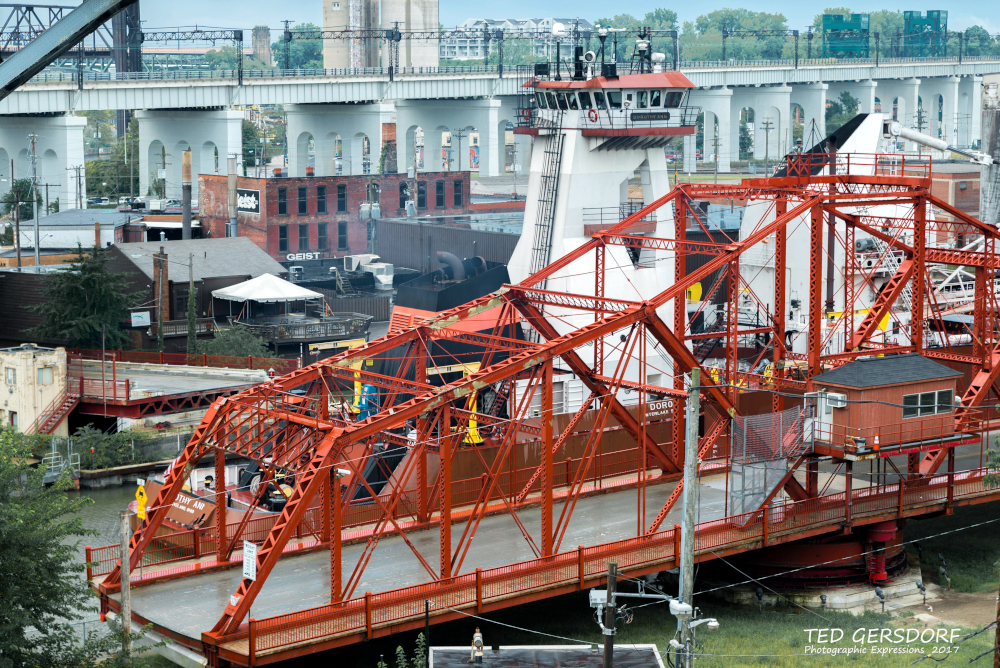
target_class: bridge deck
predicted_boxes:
[113,474,726,641]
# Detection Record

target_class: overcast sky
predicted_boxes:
[137,0,1000,34]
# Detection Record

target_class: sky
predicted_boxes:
[137,0,1000,34]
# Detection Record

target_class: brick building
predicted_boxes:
[198,172,471,264]
[930,162,981,218]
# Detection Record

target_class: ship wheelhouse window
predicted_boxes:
[665,91,684,107]
[556,92,569,110]
[607,91,622,109]
[578,92,593,109]
[650,90,662,107]
[546,92,557,108]
[637,91,647,108]
[566,93,579,110]
[593,92,607,110]
[535,92,547,108]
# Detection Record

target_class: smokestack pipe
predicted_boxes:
[436,251,466,281]
[181,149,192,240]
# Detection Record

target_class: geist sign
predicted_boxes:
[286,252,326,261]
[236,188,260,213]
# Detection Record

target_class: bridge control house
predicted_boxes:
[199,171,471,265]
[807,353,970,459]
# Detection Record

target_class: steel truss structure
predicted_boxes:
[97,155,1000,665]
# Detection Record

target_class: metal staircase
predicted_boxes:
[331,267,357,296]
[26,387,80,435]
[870,237,912,310]
[693,315,728,362]
[528,111,566,280]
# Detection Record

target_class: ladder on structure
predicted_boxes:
[871,237,912,310]
[528,112,566,280]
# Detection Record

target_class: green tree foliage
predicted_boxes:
[243,120,262,168]
[377,634,428,668]
[0,428,157,666]
[206,45,273,71]
[593,10,679,62]
[986,435,1000,488]
[28,245,139,349]
[1,177,42,222]
[0,222,12,244]
[86,116,140,199]
[271,23,323,69]
[826,90,860,134]
[198,325,271,357]
[679,9,789,61]
[72,425,158,469]
[83,110,116,153]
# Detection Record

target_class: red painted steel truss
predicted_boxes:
[100,160,1000,664]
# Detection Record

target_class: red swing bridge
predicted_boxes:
[90,154,1000,666]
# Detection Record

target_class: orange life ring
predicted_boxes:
[588,108,599,123]
[522,107,531,120]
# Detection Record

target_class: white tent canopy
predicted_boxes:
[212,273,323,303]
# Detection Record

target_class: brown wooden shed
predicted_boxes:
[809,353,963,449]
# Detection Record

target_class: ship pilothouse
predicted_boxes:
[515,27,699,143]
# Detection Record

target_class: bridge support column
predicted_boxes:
[689,87,733,173]
[137,109,242,201]
[285,102,395,178]
[730,85,792,164]
[395,98,503,177]
[920,77,961,145]
[790,82,829,149]
[496,95,532,179]
[0,114,85,210]
[958,75,983,148]
[873,78,921,150]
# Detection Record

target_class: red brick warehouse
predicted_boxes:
[199,172,472,263]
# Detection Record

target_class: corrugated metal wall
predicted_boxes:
[374,220,519,272]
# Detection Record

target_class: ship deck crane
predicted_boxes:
[885,119,994,165]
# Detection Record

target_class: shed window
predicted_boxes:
[545,92,556,109]
[566,93,579,110]
[665,91,684,107]
[578,92,593,109]
[593,92,607,110]
[637,91,647,108]
[607,91,622,109]
[650,90,662,107]
[535,92,547,109]
[902,390,953,418]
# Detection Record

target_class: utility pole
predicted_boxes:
[712,132,720,185]
[28,133,39,268]
[282,20,292,70]
[679,367,700,667]
[603,561,617,668]
[451,128,467,172]
[11,158,22,270]
[119,510,132,654]
[67,165,84,210]
[761,119,774,177]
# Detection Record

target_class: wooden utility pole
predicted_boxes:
[12,158,22,270]
[119,510,132,654]
[603,561,617,668]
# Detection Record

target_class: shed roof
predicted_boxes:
[810,353,962,389]
[115,238,286,282]
[24,208,142,228]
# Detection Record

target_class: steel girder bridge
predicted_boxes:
[92,157,1000,666]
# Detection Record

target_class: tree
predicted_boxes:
[2,177,42,222]
[271,23,323,69]
[198,325,271,357]
[28,245,139,349]
[85,116,139,199]
[243,120,262,168]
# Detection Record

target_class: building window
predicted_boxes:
[902,390,953,418]
[297,186,308,215]
[454,180,463,207]
[337,184,347,212]
[318,223,328,250]
[399,182,408,209]
[9,411,16,428]
[417,182,427,208]
[959,181,967,190]
[278,187,288,215]
[317,185,327,213]
[37,367,52,384]
[5,368,15,385]
[337,221,348,250]
[435,181,445,208]
[298,224,309,250]
[279,225,288,252]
